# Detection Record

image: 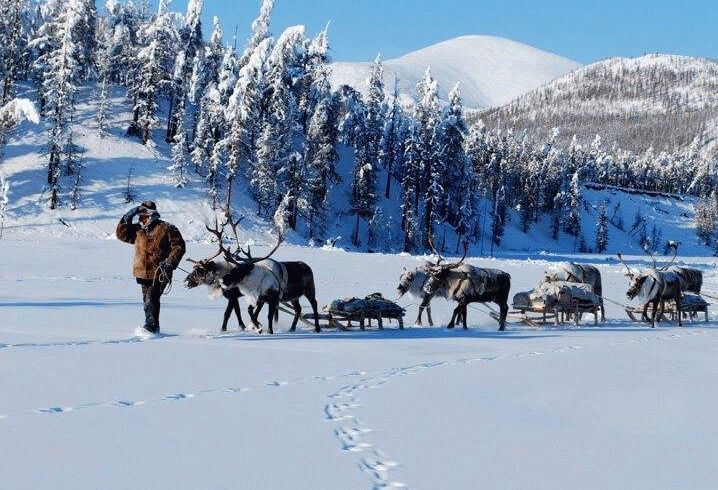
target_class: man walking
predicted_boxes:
[116,201,185,334]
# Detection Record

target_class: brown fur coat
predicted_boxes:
[116,219,186,280]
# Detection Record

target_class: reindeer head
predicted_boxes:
[625,273,648,299]
[423,241,468,295]
[184,259,221,289]
[396,267,417,299]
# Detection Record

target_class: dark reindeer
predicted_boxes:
[422,243,512,331]
[215,218,321,335]
[618,250,683,328]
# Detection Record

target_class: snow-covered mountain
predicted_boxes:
[479,54,718,158]
[330,35,580,109]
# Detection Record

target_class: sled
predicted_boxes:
[278,294,405,331]
[510,282,602,327]
[625,294,709,324]
[508,302,600,327]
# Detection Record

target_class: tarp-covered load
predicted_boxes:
[513,281,600,310]
[328,293,404,316]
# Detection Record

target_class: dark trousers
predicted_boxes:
[137,278,167,333]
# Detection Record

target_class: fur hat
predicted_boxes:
[139,200,157,214]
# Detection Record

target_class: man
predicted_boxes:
[116,201,185,334]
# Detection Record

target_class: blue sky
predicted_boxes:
[175,0,717,63]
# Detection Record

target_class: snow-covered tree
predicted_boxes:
[0,0,30,104]
[168,115,190,187]
[364,54,385,168]
[439,83,468,232]
[35,0,90,208]
[379,78,402,199]
[400,121,420,252]
[303,83,340,240]
[165,0,204,142]
[0,171,9,239]
[130,0,177,144]
[596,205,609,253]
[563,172,582,239]
[238,0,274,68]
[414,68,441,250]
[225,37,272,212]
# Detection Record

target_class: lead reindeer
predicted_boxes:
[422,243,512,330]
[184,216,254,332]
[617,248,683,328]
[543,262,605,321]
[217,217,321,335]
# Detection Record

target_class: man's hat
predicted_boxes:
[139,200,157,214]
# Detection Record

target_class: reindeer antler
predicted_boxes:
[234,231,284,264]
[204,216,239,264]
[436,241,468,271]
[642,245,657,269]
[427,236,443,265]
[617,252,633,275]
[660,241,679,270]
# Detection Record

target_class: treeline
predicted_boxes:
[1,0,715,253]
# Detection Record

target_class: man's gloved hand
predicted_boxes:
[121,206,142,223]
[159,260,174,273]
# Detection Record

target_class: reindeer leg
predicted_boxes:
[651,300,658,328]
[306,292,321,333]
[416,297,431,327]
[221,298,233,332]
[447,305,459,329]
[676,295,683,327]
[462,304,469,330]
[427,306,434,327]
[267,301,277,335]
[642,303,650,323]
[290,300,302,332]
[250,300,264,331]
[232,296,245,330]
[499,302,508,331]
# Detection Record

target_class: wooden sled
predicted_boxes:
[508,301,601,328]
[276,302,405,331]
[625,297,709,324]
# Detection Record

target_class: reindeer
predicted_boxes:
[617,250,683,328]
[544,262,605,321]
[184,216,255,332]
[421,243,512,330]
[213,218,320,335]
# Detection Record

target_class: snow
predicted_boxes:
[2,238,718,488]
[331,35,580,109]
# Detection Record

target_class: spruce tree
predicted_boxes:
[596,206,609,253]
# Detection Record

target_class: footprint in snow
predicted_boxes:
[36,406,72,414]
[165,393,194,401]
[266,381,289,387]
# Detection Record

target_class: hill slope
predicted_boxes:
[0,84,711,256]
[479,54,718,158]
[330,35,580,109]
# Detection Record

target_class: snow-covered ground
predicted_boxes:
[2,238,718,489]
